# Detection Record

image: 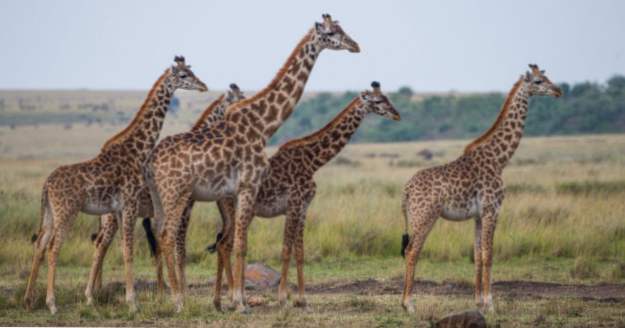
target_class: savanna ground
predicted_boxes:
[1,122,625,327]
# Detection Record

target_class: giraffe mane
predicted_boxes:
[463,78,523,154]
[224,29,314,116]
[191,95,225,131]
[101,70,170,151]
[278,97,361,150]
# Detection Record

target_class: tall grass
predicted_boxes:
[1,134,625,281]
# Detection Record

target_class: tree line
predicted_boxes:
[270,75,625,144]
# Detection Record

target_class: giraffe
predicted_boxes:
[206,81,400,309]
[145,14,360,313]
[23,56,208,314]
[85,84,245,302]
[400,64,561,313]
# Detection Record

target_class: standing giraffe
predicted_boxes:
[24,56,208,314]
[145,14,360,312]
[400,64,561,313]
[85,84,244,305]
[207,81,400,309]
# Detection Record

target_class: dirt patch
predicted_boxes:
[306,277,625,302]
[6,278,624,304]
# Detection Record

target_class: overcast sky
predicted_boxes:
[1,0,624,92]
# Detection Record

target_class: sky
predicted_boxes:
[1,0,624,92]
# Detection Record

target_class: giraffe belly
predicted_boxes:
[255,195,288,218]
[192,179,237,202]
[441,199,480,221]
[82,188,120,215]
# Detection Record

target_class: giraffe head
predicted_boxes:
[225,83,245,104]
[169,56,208,92]
[313,14,360,53]
[360,81,401,121]
[523,64,561,98]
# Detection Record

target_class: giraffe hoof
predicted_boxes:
[401,301,415,314]
[213,299,223,312]
[293,298,307,308]
[47,303,58,315]
[86,297,94,306]
[235,303,250,314]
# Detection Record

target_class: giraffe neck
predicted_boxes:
[470,79,529,170]
[191,95,226,131]
[101,70,174,157]
[226,29,321,143]
[280,98,366,173]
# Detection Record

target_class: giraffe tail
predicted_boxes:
[31,182,50,243]
[206,201,227,253]
[400,194,410,258]
[142,218,158,257]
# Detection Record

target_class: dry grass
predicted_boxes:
[1,127,625,325]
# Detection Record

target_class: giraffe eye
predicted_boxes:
[534,80,543,85]
[326,32,336,36]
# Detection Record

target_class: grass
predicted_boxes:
[1,129,625,325]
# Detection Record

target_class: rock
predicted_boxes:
[435,310,486,328]
[245,262,280,289]
[417,149,434,160]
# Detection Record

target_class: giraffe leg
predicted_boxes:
[232,188,256,314]
[45,213,75,315]
[159,191,191,313]
[473,218,483,306]
[401,211,437,313]
[277,216,297,307]
[293,217,307,308]
[174,199,193,297]
[480,212,498,313]
[24,204,54,310]
[213,198,234,310]
[141,217,166,294]
[85,213,118,306]
[120,206,139,312]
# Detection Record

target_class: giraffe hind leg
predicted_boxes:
[24,204,54,310]
[401,207,437,313]
[85,214,118,306]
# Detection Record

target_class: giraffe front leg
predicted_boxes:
[480,211,498,313]
[231,188,256,314]
[213,198,235,311]
[293,217,307,308]
[85,213,118,306]
[473,218,483,306]
[120,207,139,313]
[174,199,194,297]
[278,216,297,307]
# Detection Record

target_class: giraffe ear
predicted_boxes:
[525,71,532,81]
[315,22,327,33]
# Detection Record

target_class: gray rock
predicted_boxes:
[245,262,280,289]
[435,310,486,328]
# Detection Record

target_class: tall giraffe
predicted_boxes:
[86,84,245,302]
[145,14,360,312]
[24,56,208,314]
[207,81,400,309]
[400,64,561,313]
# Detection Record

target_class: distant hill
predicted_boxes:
[1,75,624,144]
